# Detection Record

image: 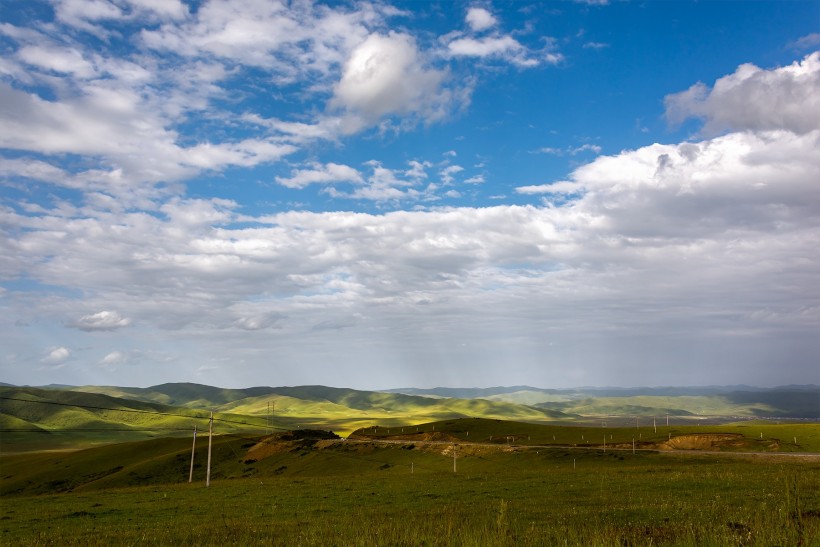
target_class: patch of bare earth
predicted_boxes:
[657,433,745,450]
[244,430,339,462]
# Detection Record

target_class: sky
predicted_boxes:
[1,0,819,391]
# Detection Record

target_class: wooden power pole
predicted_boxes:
[188,425,197,483]
[206,412,213,487]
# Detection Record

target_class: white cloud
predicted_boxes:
[139,0,391,84]
[570,144,601,155]
[276,163,363,189]
[127,0,189,20]
[42,347,71,365]
[446,9,562,68]
[405,160,431,180]
[0,0,433,205]
[466,7,497,32]
[664,52,820,135]
[4,115,819,385]
[1,9,817,388]
[18,45,97,78]
[160,198,236,226]
[69,310,133,331]
[181,140,296,170]
[53,0,125,33]
[534,144,601,156]
[100,351,127,366]
[440,165,464,184]
[8,126,817,331]
[234,314,283,331]
[582,41,609,50]
[448,35,539,67]
[331,32,451,131]
[515,181,581,195]
[0,157,67,182]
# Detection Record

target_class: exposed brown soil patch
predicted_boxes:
[348,431,461,443]
[244,430,339,462]
[657,433,745,450]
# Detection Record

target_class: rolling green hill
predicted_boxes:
[61,382,574,435]
[3,416,818,498]
[3,382,816,453]
[2,383,574,450]
[59,382,820,421]
[391,385,820,419]
[0,386,269,452]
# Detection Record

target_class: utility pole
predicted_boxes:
[453,444,457,473]
[653,416,657,433]
[206,412,213,487]
[188,425,197,483]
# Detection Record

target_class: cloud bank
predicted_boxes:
[0,2,817,389]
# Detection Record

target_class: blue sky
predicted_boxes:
[1,0,819,390]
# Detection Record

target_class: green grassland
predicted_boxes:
[2,383,817,545]
[352,417,820,454]
[2,384,577,446]
[534,393,820,420]
[1,425,819,546]
[67,382,575,430]
[1,418,818,498]
[0,386,270,452]
[3,383,819,451]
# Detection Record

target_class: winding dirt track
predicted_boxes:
[344,437,820,461]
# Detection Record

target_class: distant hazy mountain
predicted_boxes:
[384,385,799,398]
[385,385,819,419]
[3,383,817,435]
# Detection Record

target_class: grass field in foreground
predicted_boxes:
[353,418,820,453]
[1,448,818,546]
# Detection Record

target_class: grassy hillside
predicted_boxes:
[57,383,573,437]
[393,386,820,419]
[534,391,819,420]
[65,382,820,421]
[6,383,816,451]
[2,418,818,499]
[0,386,269,452]
[350,417,820,453]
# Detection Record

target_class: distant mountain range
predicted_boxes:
[386,385,819,419]
[1,382,817,449]
[385,385,820,398]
